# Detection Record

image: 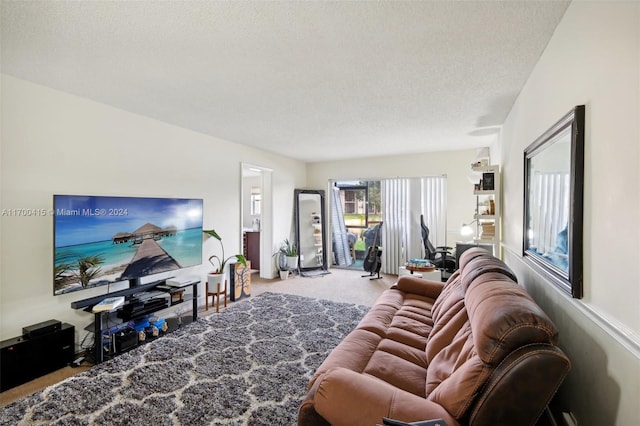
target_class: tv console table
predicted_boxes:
[71,279,199,364]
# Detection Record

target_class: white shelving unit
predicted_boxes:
[307,215,324,266]
[470,164,500,256]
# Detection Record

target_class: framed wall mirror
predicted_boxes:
[523,105,585,298]
[294,189,328,275]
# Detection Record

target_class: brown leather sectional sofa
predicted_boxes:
[299,248,570,426]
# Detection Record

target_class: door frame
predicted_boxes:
[241,163,274,279]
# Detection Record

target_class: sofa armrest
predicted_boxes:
[394,275,444,299]
[311,367,457,426]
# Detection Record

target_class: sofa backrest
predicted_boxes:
[425,270,465,365]
[423,249,564,423]
[425,248,514,364]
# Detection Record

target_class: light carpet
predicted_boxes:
[0,292,369,426]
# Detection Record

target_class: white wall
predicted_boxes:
[500,2,640,424]
[0,75,307,344]
[307,149,482,249]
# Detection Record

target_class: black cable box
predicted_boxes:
[22,319,62,338]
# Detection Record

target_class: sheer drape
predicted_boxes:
[421,176,448,250]
[381,178,416,274]
[530,171,569,254]
[381,176,447,274]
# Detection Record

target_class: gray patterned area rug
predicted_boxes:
[0,292,369,426]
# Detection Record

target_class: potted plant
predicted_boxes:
[280,238,298,271]
[203,229,247,290]
[278,266,290,280]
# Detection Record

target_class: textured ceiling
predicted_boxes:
[1,1,570,162]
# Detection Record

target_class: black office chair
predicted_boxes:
[420,215,456,281]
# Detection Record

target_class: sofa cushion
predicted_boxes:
[395,275,445,299]
[430,270,461,322]
[309,367,458,426]
[310,286,436,391]
[360,288,435,349]
[361,288,436,397]
[357,302,404,339]
[364,348,428,396]
[425,323,489,418]
[308,328,382,385]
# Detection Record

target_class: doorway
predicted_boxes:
[241,163,274,279]
[331,180,381,270]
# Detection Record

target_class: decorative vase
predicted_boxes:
[207,273,224,291]
[286,255,298,270]
[276,252,288,271]
[205,273,226,311]
[279,270,289,280]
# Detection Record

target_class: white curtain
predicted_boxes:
[421,176,448,250]
[381,176,447,274]
[381,178,415,274]
[531,171,569,254]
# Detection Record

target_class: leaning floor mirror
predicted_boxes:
[294,189,329,277]
[523,105,585,298]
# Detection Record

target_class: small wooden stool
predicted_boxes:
[206,279,227,312]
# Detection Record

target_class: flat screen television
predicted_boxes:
[54,195,203,296]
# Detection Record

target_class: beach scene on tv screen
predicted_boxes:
[54,196,203,295]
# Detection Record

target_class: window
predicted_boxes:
[250,187,261,215]
[343,190,357,214]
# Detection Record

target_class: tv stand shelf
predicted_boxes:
[72,279,199,364]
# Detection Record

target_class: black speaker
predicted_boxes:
[22,319,62,338]
[1,323,75,392]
